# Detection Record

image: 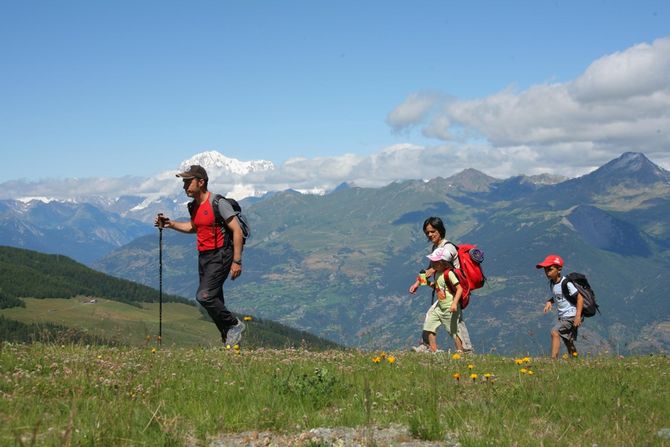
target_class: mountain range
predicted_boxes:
[82,151,670,355]
[0,151,572,265]
[0,151,668,354]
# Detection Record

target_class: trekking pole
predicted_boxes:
[158,214,164,347]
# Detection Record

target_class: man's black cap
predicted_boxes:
[176,165,208,180]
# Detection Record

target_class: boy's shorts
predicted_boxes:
[553,317,579,342]
[423,302,461,338]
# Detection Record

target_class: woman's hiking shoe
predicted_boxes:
[225,320,246,347]
[412,344,430,353]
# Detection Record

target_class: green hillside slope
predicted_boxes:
[0,246,340,350]
[0,245,189,308]
[1,298,340,349]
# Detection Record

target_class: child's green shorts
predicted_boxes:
[423,302,462,338]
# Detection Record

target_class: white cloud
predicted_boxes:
[392,36,670,173]
[570,38,670,102]
[386,92,441,131]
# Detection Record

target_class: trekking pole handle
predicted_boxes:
[156,213,170,229]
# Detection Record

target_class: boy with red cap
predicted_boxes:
[536,254,584,359]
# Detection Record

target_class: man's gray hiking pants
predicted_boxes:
[196,246,238,341]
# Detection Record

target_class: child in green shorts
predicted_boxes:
[422,246,465,353]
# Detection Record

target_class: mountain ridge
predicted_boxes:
[4,150,659,226]
[93,152,670,355]
[0,152,668,354]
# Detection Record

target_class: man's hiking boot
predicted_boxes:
[225,320,246,347]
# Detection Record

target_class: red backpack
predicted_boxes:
[442,243,485,309]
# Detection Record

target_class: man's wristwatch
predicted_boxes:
[233,259,242,266]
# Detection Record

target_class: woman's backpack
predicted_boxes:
[442,243,485,309]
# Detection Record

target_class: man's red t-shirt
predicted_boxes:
[191,193,225,252]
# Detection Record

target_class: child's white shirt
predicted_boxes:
[551,277,578,319]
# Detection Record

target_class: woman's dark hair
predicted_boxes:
[423,216,446,239]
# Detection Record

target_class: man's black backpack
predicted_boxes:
[188,194,251,247]
[561,272,600,318]
[213,194,251,247]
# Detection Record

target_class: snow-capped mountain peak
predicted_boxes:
[179,151,275,176]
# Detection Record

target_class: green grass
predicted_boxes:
[1,344,668,446]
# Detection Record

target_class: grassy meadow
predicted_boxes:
[1,342,668,446]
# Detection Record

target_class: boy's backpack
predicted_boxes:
[560,272,599,318]
[188,194,251,247]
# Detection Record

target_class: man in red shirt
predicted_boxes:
[155,165,246,346]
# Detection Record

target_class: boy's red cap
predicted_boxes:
[536,254,563,269]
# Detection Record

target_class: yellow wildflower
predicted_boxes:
[514,358,524,365]
[467,364,475,370]
[470,373,478,381]
[572,351,578,357]
[233,344,240,351]
[452,373,461,381]
[151,347,157,353]
[243,316,253,321]
[452,353,461,360]
[522,356,532,363]
[483,373,492,380]
[372,356,381,363]
[520,368,528,374]
[387,356,396,364]
[527,370,535,375]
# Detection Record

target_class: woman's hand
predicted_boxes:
[409,281,420,294]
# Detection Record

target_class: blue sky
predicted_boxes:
[1,0,669,185]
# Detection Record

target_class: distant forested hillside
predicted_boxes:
[0,246,191,308]
[0,246,342,350]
